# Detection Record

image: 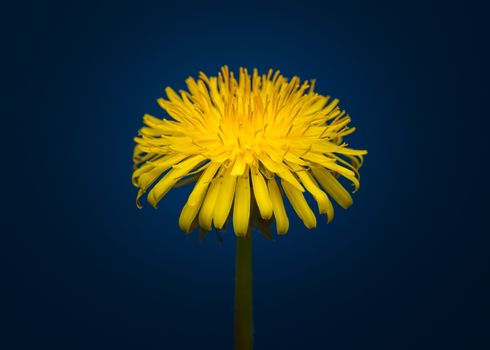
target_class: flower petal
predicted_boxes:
[132,163,153,187]
[198,176,221,231]
[311,142,367,156]
[179,203,200,234]
[324,162,360,191]
[259,153,304,192]
[187,163,221,206]
[323,98,339,115]
[231,154,247,176]
[146,153,187,168]
[312,168,353,209]
[267,177,289,234]
[213,169,237,229]
[178,163,221,233]
[147,155,205,208]
[233,167,251,236]
[281,180,317,229]
[277,167,305,192]
[302,152,336,168]
[251,167,273,219]
[296,169,334,223]
[137,167,167,191]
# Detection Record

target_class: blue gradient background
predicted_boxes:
[6,1,488,349]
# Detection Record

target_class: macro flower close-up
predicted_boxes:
[9,1,487,349]
[132,66,367,237]
[12,1,485,348]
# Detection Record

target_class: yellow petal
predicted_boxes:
[146,153,187,168]
[258,152,284,174]
[267,177,289,234]
[251,168,273,219]
[283,151,308,166]
[323,98,339,115]
[325,194,334,223]
[281,180,317,229]
[132,163,153,187]
[179,203,200,234]
[178,163,221,233]
[134,155,186,201]
[136,189,144,209]
[164,87,183,104]
[312,168,353,209]
[302,152,336,168]
[277,167,305,192]
[157,97,179,120]
[311,142,367,156]
[303,153,360,191]
[324,161,360,191]
[231,154,246,176]
[324,161,356,179]
[187,163,221,206]
[305,96,328,115]
[139,126,164,137]
[233,167,251,236]
[147,155,205,208]
[296,169,334,223]
[213,169,237,229]
[137,167,166,191]
[142,113,164,126]
[198,176,221,231]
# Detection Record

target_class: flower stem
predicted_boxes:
[234,235,253,350]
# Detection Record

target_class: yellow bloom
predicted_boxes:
[132,66,367,237]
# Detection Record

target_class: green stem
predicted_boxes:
[234,236,253,350]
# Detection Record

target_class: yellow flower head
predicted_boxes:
[133,66,367,237]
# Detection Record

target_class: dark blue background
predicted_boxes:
[6,0,489,349]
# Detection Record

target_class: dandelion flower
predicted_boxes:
[132,66,367,349]
[132,66,367,237]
